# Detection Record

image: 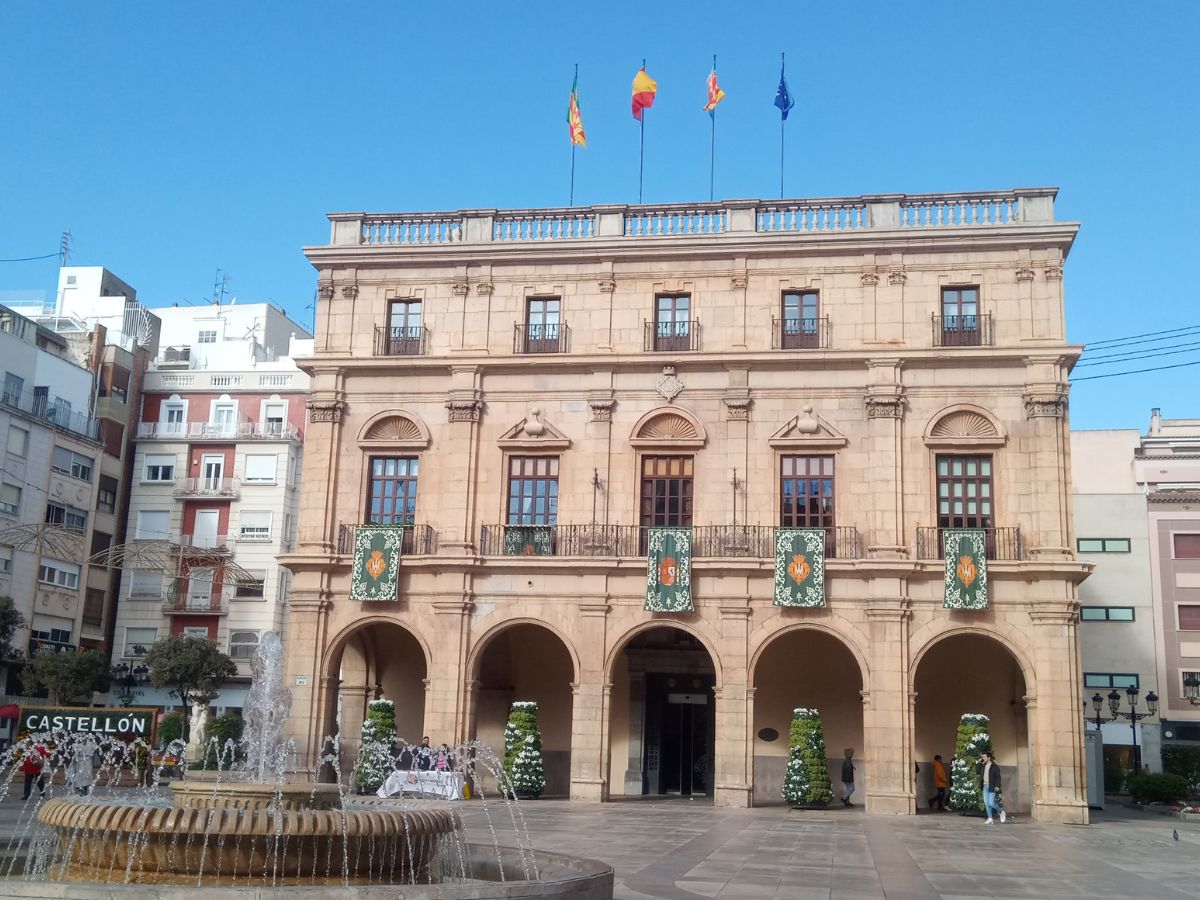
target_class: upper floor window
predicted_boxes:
[244,454,277,482]
[2,373,23,405]
[506,456,559,525]
[780,455,834,528]
[162,402,186,434]
[382,299,424,356]
[97,475,117,514]
[0,545,11,574]
[936,454,993,529]
[210,401,237,429]
[367,456,418,526]
[229,630,261,659]
[7,426,28,457]
[1080,606,1135,622]
[38,558,80,590]
[234,573,266,599]
[238,511,273,541]
[938,286,984,347]
[261,401,287,434]
[143,453,176,482]
[1077,538,1131,553]
[780,291,821,350]
[1084,672,1139,690]
[651,294,695,351]
[1179,605,1200,631]
[1173,534,1200,559]
[45,502,87,532]
[0,483,19,515]
[639,456,694,529]
[123,627,156,657]
[51,447,94,482]
[520,297,564,354]
[197,330,218,344]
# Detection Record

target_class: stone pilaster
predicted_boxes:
[713,604,752,808]
[282,590,333,772]
[863,595,914,814]
[430,599,473,744]
[569,602,610,801]
[1023,359,1072,559]
[864,360,906,557]
[300,373,345,553]
[443,369,482,552]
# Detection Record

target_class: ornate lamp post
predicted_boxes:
[1095,687,1158,772]
[111,656,150,708]
[1184,673,1200,706]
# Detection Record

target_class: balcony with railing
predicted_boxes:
[932,314,993,348]
[645,320,701,352]
[335,524,438,556]
[0,386,100,440]
[915,526,1024,561]
[136,420,301,441]
[157,346,191,368]
[514,322,569,354]
[174,477,240,499]
[178,533,233,554]
[772,317,830,350]
[478,524,862,559]
[162,595,229,615]
[373,325,428,357]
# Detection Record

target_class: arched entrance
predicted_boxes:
[608,625,718,800]
[913,632,1031,813]
[750,628,865,805]
[470,623,576,797]
[325,621,428,762]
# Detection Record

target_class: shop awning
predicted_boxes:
[0,705,21,719]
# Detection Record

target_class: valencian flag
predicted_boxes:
[568,73,586,146]
[703,67,726,117]
[632,67,658,121]
[645,527,692,612]
[942,529,989,609]
[774,528,826,607]
[504,525,553,556]
[774,62,795,120]
[349,526,405,601]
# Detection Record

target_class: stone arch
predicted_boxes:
[923,403,1006,448]
[747,618,871,686]
[605,619,723,687]
[356,408,432,448]
[466,617,580,684]
[908,622,1036,697]
[324,615,433,676]
[629,406,707,448]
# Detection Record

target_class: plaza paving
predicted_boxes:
[463,799,1200,900]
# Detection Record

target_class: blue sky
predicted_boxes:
[2,1,1197,430]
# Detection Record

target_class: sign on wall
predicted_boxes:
[19,706,157,739]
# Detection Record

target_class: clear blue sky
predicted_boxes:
[2,1,1197,430]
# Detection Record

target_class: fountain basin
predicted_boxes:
[168,778,342,811]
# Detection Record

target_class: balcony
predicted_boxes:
[28,637,76,655]
[772,317,830,350]
[157,346,191,368]
[178,533,233,554]
[373,325,428,357]
[514,322,569,354]
[932,314,993,348]
[478,524,863,559]
[174,477,240,499]
[336,524,437,556]
[915,526,1024,561]
[645,320,701,352]
[136,421,300,441]
[162,596,228,615]
[0,386,100,440]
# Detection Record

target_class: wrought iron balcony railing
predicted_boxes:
[479,524,862,559]
[513,322,569,354]
[335,523,437,556]
[772,316,830,350]
[644,320,701,352]
[915,526,1023,560]
[174,477,240,498]
[932,313,993,348]
[373,324,428,357]
[161,595,229,615]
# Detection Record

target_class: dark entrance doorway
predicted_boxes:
[644,673,714,796]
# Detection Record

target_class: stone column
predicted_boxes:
[282,590,332,771]
[730,266,749,349]
[622,671,647,795]
[864,360,906,557]
[338,684,372,755]
[429,599,473,743]
[1023,363,1072,560]
[443,369,482,552]
[300,374,345,553]
[713,605,752,808]
[1028,604,1089,824]
[569,602,610,801]
[863,594,914,814]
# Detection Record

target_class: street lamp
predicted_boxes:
[112,658,150,707]
[1184,674,1200,707]
[1107,687,1158,772]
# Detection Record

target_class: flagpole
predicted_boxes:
[570,63,578,207]
[709,54,716,203]
[638,58,646,204]
[779,52,786,199]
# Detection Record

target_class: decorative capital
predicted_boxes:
[445,399,482,423]
[598,278,617,294]
[475,282,495,296]
[655,366,684,403]
[451,281,470,296]
[1015,266,1036,282]
[306,399,344,423]
[730,272,749,289]
[722,396,752,421]
[1023,388,1068,419]
[317,284,335,302]
[860,271,880,287]
[887,269,907,286]
[340,284,359,301]
[865,391,905,419]
[1044,265,1063,280]
[587,398,616,422]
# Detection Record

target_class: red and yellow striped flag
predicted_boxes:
[632,67,658,121]
[703,69,726,114]
[568,74,586,146]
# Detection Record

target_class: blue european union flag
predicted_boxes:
[774,67,795,121]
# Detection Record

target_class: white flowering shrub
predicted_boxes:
[503,701,546,798]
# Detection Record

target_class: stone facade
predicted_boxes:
[282,189,1091,822]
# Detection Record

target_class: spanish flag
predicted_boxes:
[703,68,725,116]
[568,74,586,146]
[632,67,657,121]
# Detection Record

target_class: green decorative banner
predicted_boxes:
[504,525,553,556]
[773,528,826,607]
[943,529,989,609]
[645,528,693,612]
[350,526,405,602]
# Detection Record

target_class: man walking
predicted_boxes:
[929,754,948,811]
[979,750,1006,824]
[840,748,855,807]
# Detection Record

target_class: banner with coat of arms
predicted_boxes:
[503,525,553,556]
[773,528,826,607]
[645,527,692,612]
[350,526,405,601]
[943,529,988,609]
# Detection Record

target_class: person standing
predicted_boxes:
[840,748,855,807]
[20,740,47,801]
[416,736,433,772]
[929,754,948,811]
[979,750,1006,824]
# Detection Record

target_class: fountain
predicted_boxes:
[1,633,612,897]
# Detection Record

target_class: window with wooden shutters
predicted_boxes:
[780,456,835,527]
[936,455,993,529]
[506,457,559,525]
[367,456,418,526]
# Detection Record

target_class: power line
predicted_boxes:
[1083,322,1200,349]
[1080,327,1200,355]
[1072,357,1200,382]
[1076,342,1200,367]
[0,251,59,263]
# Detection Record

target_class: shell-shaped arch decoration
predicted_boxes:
[923,405,1006,448]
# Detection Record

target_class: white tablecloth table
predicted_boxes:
[377,770,465,800]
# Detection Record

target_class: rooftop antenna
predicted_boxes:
[59,230,72,267]
[212,269,231,309]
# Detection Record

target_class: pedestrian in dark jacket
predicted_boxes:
[929,755,948,811]
[979,750,1006,824]
[840,748,855,807]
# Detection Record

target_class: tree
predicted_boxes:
[0,596,24,661]
[781,707,832,807]
[949,712,992,812]
[503,701,546,799]
[354,699,396,793]
[144,635,237,739]
[21,648,110,705]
